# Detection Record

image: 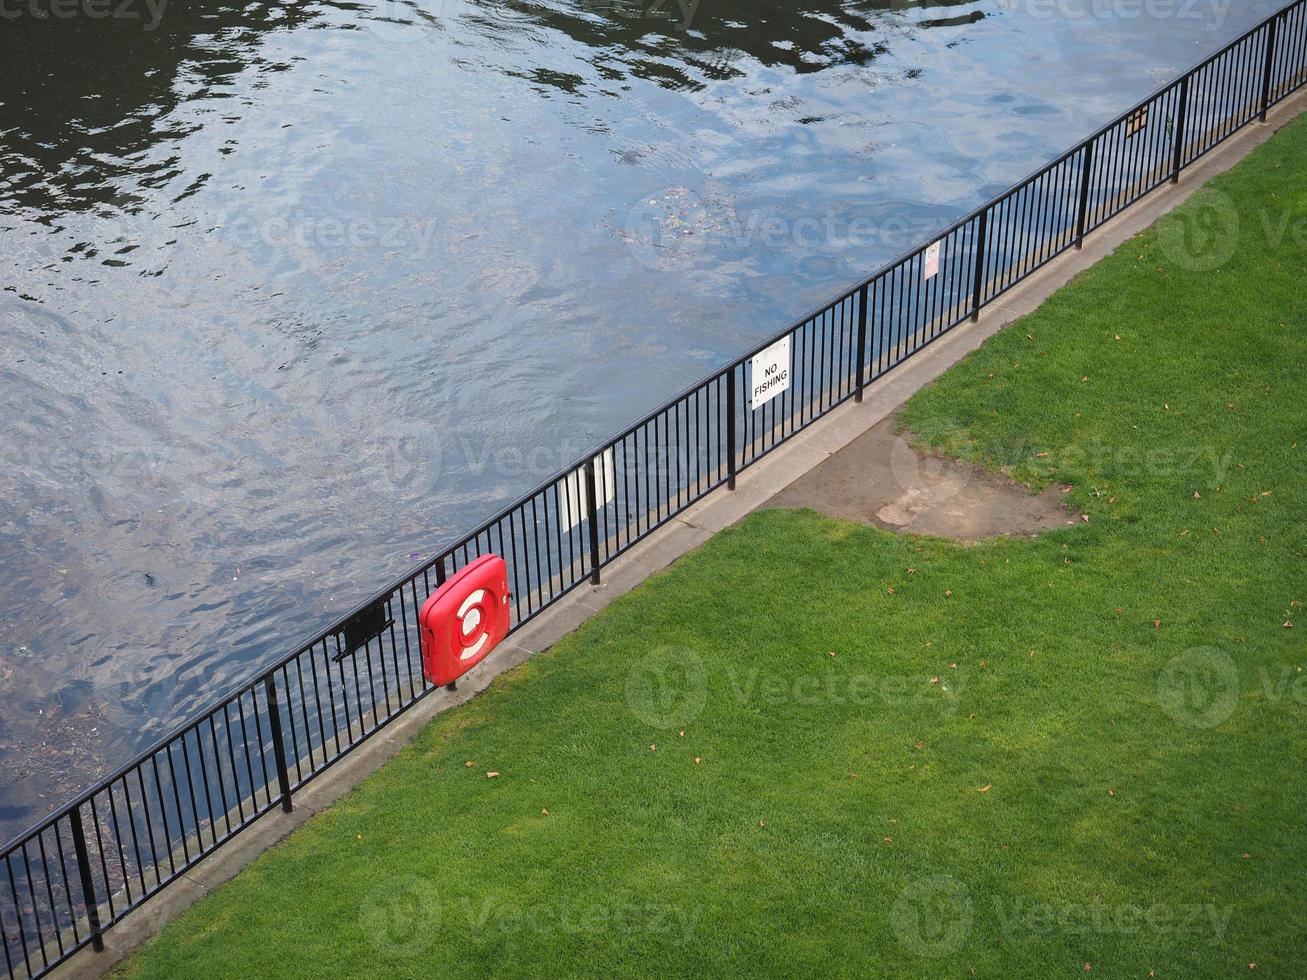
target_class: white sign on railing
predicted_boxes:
[923,241,941,280]
[749,336,791,410]
[560,448,616,530]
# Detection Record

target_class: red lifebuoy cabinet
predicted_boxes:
[419,554,510,687]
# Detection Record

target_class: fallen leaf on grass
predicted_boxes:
[464,760,474,768]
[541,808,550,816]
[978,785,992,793]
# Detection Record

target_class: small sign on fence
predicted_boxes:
[560,447,616,530]
[923,241,941,280]
[749,336,791,410]
[1126,106,1149,138]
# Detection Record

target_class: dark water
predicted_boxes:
[0,0,1285,839]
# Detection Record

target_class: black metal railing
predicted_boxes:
[4,3,1306,975]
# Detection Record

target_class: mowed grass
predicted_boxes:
[121,117,1306,978]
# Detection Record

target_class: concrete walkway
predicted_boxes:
[54,87,1307,980]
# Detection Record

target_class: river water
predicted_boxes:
[0,0,1285,839]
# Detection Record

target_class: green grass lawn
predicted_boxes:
[120,117,1306,978]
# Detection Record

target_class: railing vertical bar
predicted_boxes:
[68,809,104,953]
[1262,16,1281,120]
[971,210,989,322]
[87,796,115,919]
[392,588,418,700]
[726,367,738,490]
[263,676,294,814]
[163,746,190,866]
[854,284,869,401]
[51,815,81,945]
[132,768,161,890]
[177,731,204,855]
[19,848,49,970]
[147,756,177,879]
[189,730,217,851]
[585,459,601,586]
[1,892,15,979]
[241,696,269,809]
[4,854,33,970]
[288,660,310,778]
[254,678,280,797]
[34,831,65,958]
[1172,74,1190,182]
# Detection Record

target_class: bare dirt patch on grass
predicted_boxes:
[767,412,1080,540]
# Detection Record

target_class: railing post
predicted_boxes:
[263,676,293,813]
[1171,75,1190,184]
[726,367,738,490]
[69,807,105,952]
[1260,15,1280,122]
[854,284,869,402]
[585,459,601,586]
[970,210,988,323]
[1075,140,1094,248]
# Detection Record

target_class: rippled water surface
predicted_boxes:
[0,0,1286,838]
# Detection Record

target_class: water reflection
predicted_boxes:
[0,0,1289,841]
[0,2,329,216]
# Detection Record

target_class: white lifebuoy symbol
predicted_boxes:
[456,589,489,660]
